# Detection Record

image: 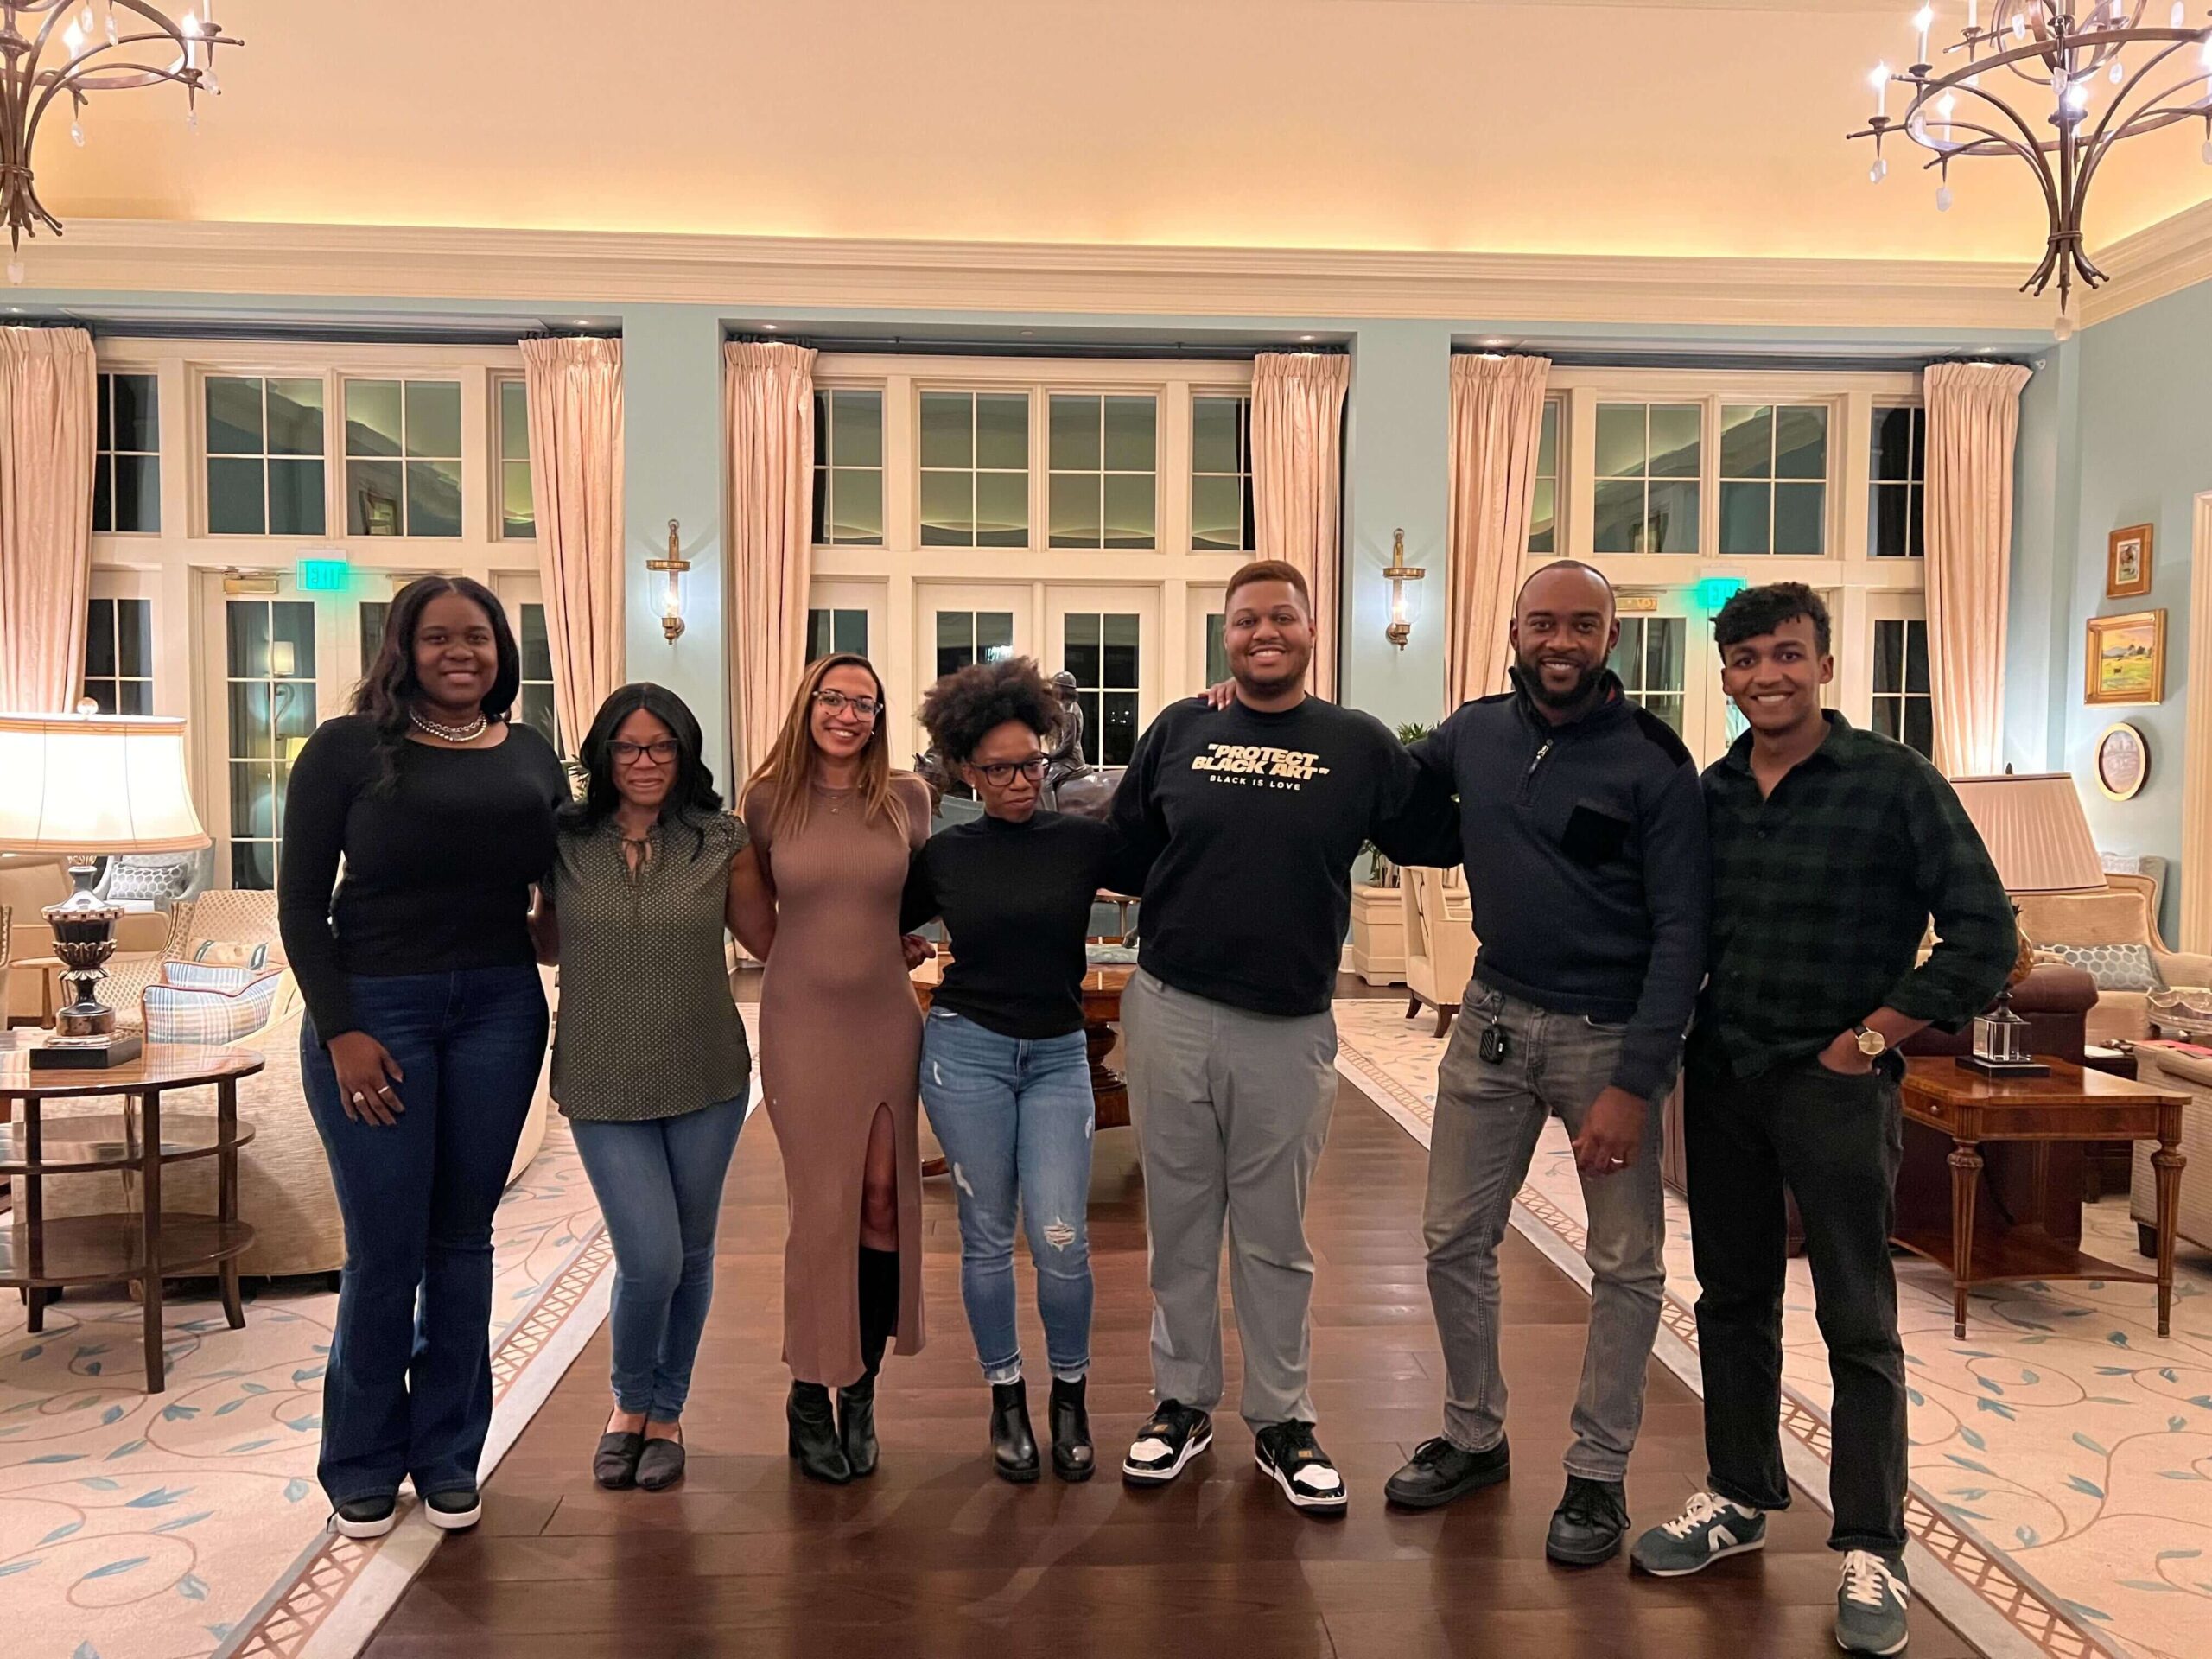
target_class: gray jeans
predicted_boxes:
[1424,983,1668,1481]
[1122,970,1339,1430]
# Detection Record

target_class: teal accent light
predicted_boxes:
[296,556,350,593]
[1695,576,1747,613]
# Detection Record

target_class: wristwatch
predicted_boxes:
[1852,1022,1889,1058]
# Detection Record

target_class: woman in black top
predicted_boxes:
[277,575,567,1541]
[900,657,1147,1483]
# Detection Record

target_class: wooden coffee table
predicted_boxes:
[1897,1056,2186,1338]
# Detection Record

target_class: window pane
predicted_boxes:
[360,601,390,668]
[918,393,972,468]
[834,610,868,655]
[831,467,881,544]
[97,371,112,451]
[206,377,264,454]
[1192,474,1243,550]
[349,458,404,536]
[1594,404,1646,479]
[1905,620,1929,693]
[1719,481,1770,555]
[1049,395,1101,472]
[1528,478,1556,554]
[1101,691,1139,766]
[1065,620,1101,685]
[207,457,266,534]
[975,394,1028,470]
[975,471,1027,547]
[807,609,833,664]
[1592,479,1644,553]
[1874,620,1904,694]
[977,612,1014,659]
[1904,699,1934,758]
[500,379,531,461]
[405,380,462,459]
[1104,396,1156,471]
[1050,472,1100,549]
[232,840,276,892]
[1773,482,1824,555]
[272,601,317,680]
[1192,397,1242,474]
[520,685,558,751]
[919,470,970,544]
[935,610,973,677]
[1103,613,1140,684]
[117,599,150,677]
[810,467,829,544]
[1103,473,1155,549]
[269,459,326,537]
[1205,613,1228,686]
[1647,617,1684,691]
[1872,406,1916,481]
[1536,400,1559,479]
[832,390,883,468]
[111,373,158,451]
[225,600,269,677]
[1649,480,1699,553]
[118,680,151,715]
[520,601,553,681]
[1910,485,1927,558]
[1643,694,1685,738]
[346,379,403,457]
[86,599,116,677]
[1648,405,1700,478]
[93,460,114,533]
[1775,405,1827,480]
[1609,618,1643,685]
[407,458,465,537]
[503,459,537,539]
[227,683,274,759]
[113,454,159,532]
[1719,405,1773,480]
[267,379,325,456]
[1871,484,1910,558]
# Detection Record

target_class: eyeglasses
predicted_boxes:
[812,690,880,721]
[973,757,1047,787]
[608,739,679,766]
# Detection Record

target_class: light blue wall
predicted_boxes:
[2007,337,2076,773]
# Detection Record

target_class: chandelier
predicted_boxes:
[1,2,239,283]
[1853,3,2212,334]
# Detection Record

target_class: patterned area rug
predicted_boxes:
[1332,1000,2212,1659]
[0,1118,613,1659]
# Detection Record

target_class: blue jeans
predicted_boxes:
[569,1092,749,1420]
[302,964,549,1508]
[918,1010,1094,1384]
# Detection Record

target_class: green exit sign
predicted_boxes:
[296,556,351,593]
[1695,576,1746,613]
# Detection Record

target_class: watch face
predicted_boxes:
[1856,1028,1885,1056]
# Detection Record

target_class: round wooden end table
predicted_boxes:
[1,1041,264,1392]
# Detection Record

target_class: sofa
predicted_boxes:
[2131,1042,2212,1259]
[1,853,170,1025]
[2014,874,2212,1047]
[1401,866,1475,1036]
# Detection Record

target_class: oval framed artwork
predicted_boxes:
[2094,721,2150,802]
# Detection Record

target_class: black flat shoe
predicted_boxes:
[1546,1475,1630,1567]
[593,1430,645,1491]
[328,1493,397,1540]
[423,1487,480,1531]
[1049,1376,1094,1483]
[838,1375,879,1479]
[636,1429,686,1492]
[1383,1434,1510,1510]
[990,1380,1039,1484]
[788,1382,854,1484]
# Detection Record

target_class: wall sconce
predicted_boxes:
[647,518,691,642]
[1382,527,1426,650]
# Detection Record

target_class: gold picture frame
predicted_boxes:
[2107,524,2153,599]
[2094,721,2150,801]
[2085,609,2166,707]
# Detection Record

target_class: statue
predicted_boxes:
[912,664,1128,824]
[1042,671,1087,792]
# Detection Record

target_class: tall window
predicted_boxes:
[498,378,535,539]
[206,377,326,536]
[1191,395,1255,553]
[83,598,153,714]
[813,390,885,545]
[1593,403,1700,553]
[1608,615,1687,736]
[1063,613,1141,766]
[94,372,160,533]
[1049,394,1156,550]
[935,610,1014,677]
[1719,404,1827,556]
[920,391,1028,547]
[344,378,463,537]
[1873,618,1934,758]
[224,599,318,889]
[517,601,558,751]
[1204,613,1229,687]
[1528,398,1560,554]
[1870,406,1926,559]
[807,607,868,663]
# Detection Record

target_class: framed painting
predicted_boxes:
[2085,609,2165,707]
[2094,721,2150,801]
[2107,524,2153,599]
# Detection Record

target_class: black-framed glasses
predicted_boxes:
[608,739,679,766]
[812,690,880,721]
[973,757,1047,787]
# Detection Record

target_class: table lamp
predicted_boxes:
[1949,772,2107,1078]
[0,707,210,1069]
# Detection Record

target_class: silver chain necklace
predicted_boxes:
[409,706,488,744]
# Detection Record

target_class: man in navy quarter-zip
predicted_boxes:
[1382,561,1708,1570]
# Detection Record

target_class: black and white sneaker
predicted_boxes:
[1254,1421,1348,1514]
[328,1494,397,1540]
[1121,1401,1213,1486]
[423,1487,481,1531]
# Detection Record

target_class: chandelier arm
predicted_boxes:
[2075,35,2206,152]
[26,54,199,133]
[1899,81,2063,223]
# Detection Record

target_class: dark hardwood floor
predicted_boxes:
[365,977,1975,1657]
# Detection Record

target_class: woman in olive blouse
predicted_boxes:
[533,683,773,1492]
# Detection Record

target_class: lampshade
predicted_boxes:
[0,711,210,855]
[1948,772,2105,895]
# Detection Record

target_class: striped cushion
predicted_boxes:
[143,966,283,1046]
[162,960,257,993]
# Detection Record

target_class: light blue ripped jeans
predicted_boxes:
[918,1008,1095,1384]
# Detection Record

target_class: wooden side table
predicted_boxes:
[0,1041,264,1391]
[1897,1056,2186,1338]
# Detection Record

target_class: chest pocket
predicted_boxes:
[1560,800,1632,868]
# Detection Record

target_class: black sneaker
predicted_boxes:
[423,1487,480,1531]
[1384,1434,1510,1510]
[1546,1475,1630,1566]
[1254,1421,1348,1514]
[328,1494,397,1540]
[1121,1400,1212,1486]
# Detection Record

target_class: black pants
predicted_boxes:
[1685,1055,1907,1557]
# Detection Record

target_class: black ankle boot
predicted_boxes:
[787,1382,853,1484]
[837,1372,878,1480]
[1049,1376,1094,1483]
[990,1381,1040,1483]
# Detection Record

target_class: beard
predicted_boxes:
[1517,650,1607,709]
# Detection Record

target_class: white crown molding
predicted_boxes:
[2080,197,2212,326]
[15,219,2060,333]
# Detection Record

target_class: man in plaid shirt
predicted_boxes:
[1631,583,2014,1657]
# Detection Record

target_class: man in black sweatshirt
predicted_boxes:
[1109,559,1458,1515]
[1382,561,1708,1571]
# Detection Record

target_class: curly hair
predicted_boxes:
[918,655,1064,763]
[1713,581,1832,657]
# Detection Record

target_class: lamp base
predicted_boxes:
[31,1032,143,1071]
[1956,1054,2050,1079]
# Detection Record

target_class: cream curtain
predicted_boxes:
[1445,354,1551,711]
[1923,360,2031,777]
[725,340,818,778]
[0,327,96,714]
[520,337,626,753]
[1251,352,1350,701]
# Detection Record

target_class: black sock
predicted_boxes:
[855,1247,900,1380]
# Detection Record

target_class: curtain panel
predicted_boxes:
[724,340,818,779]
[0,327,96,714]
[520,337,626,755]
[1445,353,1551,711]
[1251,353,1351,701]
[1923,359,2032,778]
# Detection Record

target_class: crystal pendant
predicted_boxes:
[1937,183,1954,211]
[2053,309,2078,341]
[186,105,198,133]
[7,261,23,287]
[71,119,85,147]
[2203,138,2212,164]
[1871,156,1889,183]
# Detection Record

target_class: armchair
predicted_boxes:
[2015,878,2212,1046]
[1401,866,1475,1037]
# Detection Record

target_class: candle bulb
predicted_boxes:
[1872,62,1891,118]
[1915,5,1934,67]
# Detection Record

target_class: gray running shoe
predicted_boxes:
[1835,1549,1911,1656]
[1629,1490,1767,1576]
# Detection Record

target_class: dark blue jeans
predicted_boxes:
[302,964,548,1508]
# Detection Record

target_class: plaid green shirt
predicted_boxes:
[1690,712,2016,1081]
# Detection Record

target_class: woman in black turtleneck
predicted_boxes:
[900,658,1148,1484]
[277,575,566,1541]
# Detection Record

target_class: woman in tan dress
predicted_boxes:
[741,652,932,1484]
